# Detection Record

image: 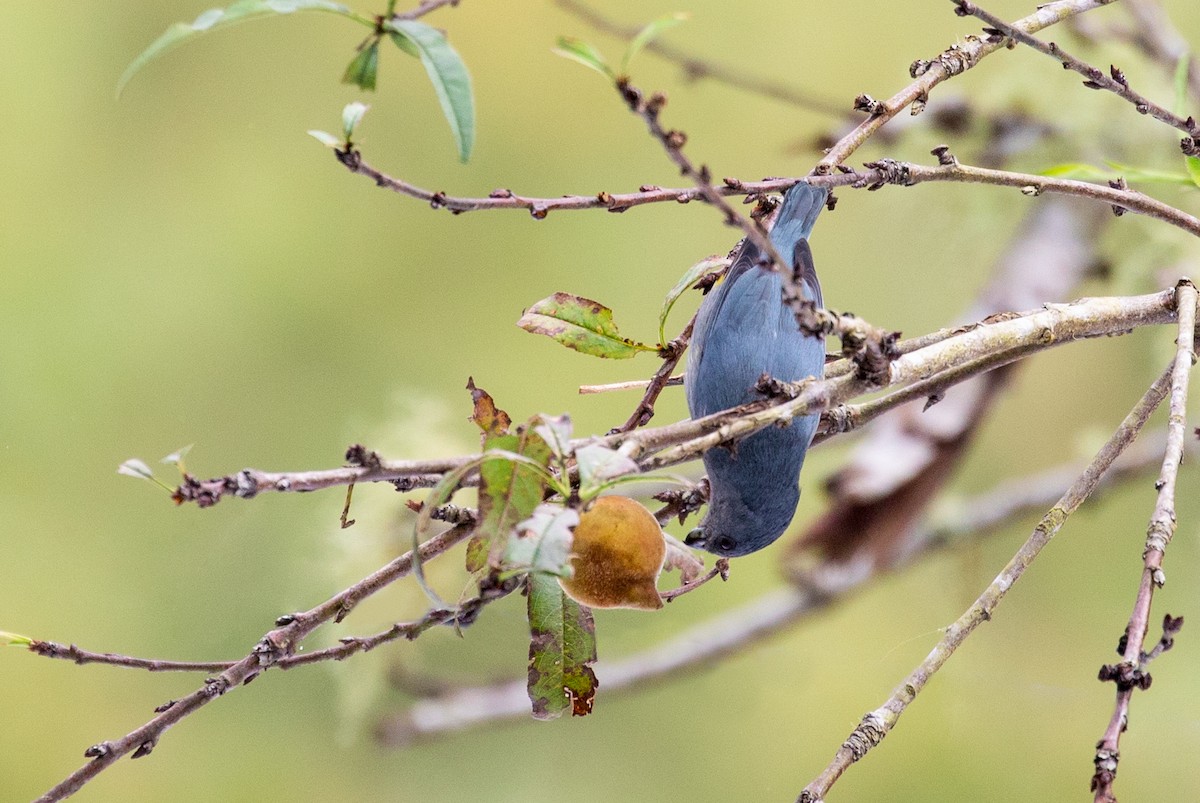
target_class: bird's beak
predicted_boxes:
[684,527,706,548]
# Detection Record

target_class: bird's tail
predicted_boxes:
[768,182,828,253]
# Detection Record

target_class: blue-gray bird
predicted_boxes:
[684,182,828,557]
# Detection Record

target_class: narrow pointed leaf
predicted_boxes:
[658,255,728,347]
[467,428,552,573]
[552,36,613,79]
[1105,161,1193,185]
[0,630,33,647]
[1186,156,1200,190]
[1038,162,1110,181]
[117,458,156,481]
[343,41,380,91]
[1173,52,1191,117]
[621,12,689,75]
[308,129,342,148]
[388,21,474,162]
[527,573,599,720]
[1040,162,1192,185]
[518,292,655,359]
[118,0,353,97]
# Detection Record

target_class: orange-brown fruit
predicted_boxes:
[559,495,666,611]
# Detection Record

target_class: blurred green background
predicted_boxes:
[3,1,1200,800]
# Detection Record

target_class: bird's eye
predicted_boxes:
[713,535,737,554]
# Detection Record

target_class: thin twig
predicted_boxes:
[659,558,729,603]
[580,376,684,395]
[33,524,473,802]
[1117,0,1200,107]
[614,77,793,274]
[815,0,1114,172]
[813,341,1042,445]
[331,148,1200,240]
[797,361,1176,803]
[553,0,848,117]
[333,148,848,216]
[391,0,460,21]
[612,313,695,433]
[30,432,1177,677]
[954,0,1198,140]
[1091,279,1197,801]
[865,156,1200,238]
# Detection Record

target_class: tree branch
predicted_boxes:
[33,523,474,802]
[174,290,1181,507]
[814,0,1115,172]
[953,0,1198,143]
[866,154,1200,237]
[797,360,1175,803]
[1091,279,1198,801]
[372,426,1187,746]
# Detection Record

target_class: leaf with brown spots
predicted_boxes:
[527,573,599,720]
[517,292,656,359]
[465,421,551,574]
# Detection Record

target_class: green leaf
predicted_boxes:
[518,292,656,359]
[574,443,638,500]
[1106,161,1194,185]
[1039,162,1110,181]
[658,255,728,347]
[1186,156,1200,190]
[343,40,380,91]
[308,129,342,148]
[341,101,369,140]
[387,21,475,163]
[0,630,33,647]
[1173,52,1191,117]
[620,12,689,75]
[117,0,354,97]
[412,456,486,606]
[1039,161,1192,185]
[505,503,579,576]
[466,427,552,573]
[1105,161,1186,183]
[526,573,599,720]
[552,36,614,79]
